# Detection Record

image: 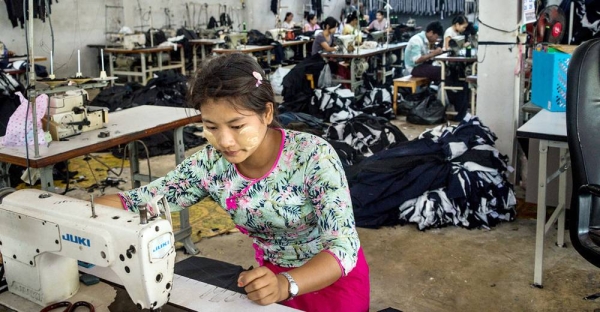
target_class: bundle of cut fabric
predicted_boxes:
[348,114,516,230]
[325,114,407,159]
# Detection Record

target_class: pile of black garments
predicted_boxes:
[348,115,516,230]
[324,114,407,159]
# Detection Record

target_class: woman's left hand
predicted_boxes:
[238,267,288,305]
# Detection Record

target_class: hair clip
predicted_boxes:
[252,71,263,87]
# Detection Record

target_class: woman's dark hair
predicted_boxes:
[307,13,316,22]
[452,15,468,26]
[285,12,293,21]
[346,11,358,24]
[189,53,279,127]
[376,10,385,16]
[321,16,339,31]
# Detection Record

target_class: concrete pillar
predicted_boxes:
[476,1,521,173]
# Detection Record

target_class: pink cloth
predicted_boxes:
[264,248,370,312]
[304,23,321,32]
[2,92,48,147]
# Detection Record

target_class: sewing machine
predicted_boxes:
[43,90,108,141]
[224,32,248,49]
[448,36,466,56]
[368,31,386,46]
[0,188,175,310]
[265,28,286,41]
[335,35,357,53]
[108,33,147,50]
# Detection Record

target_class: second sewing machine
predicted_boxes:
[43,90,108,141]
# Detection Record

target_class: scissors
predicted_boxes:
[40,301,95,312]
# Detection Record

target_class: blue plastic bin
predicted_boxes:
[531,50,571,112]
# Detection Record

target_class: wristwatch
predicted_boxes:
[279,272,299,300]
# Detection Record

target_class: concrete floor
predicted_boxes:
[62,116,600,311]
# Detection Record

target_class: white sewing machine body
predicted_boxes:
[225,32,248,49]
[0,188,175,310]
[266,28,286,41]
[43,90,108,140]
[335,35,357,54]
[108,33,147,50]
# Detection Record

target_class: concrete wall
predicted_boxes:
[1,0,120,78]
[1,0,350,78]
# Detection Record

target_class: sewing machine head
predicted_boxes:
[108,33,147,50]
[448,35,465,56]
[225,32,248,49]
[0,188,175,309]
[266,28,286,41]
[43,90,108,141]
[369,31,385,43]
[335,35,357,53]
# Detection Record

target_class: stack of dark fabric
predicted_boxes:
[348,115,516,230]
[324,114,408,165]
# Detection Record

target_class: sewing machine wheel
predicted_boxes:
[353,59,369,77]
[283,47,294,60]
[0,187,15,204]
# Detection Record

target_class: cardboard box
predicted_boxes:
[531,49,571,112]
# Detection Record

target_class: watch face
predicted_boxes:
[289,282,299,296]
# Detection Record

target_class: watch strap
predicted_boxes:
[279,272,298,300]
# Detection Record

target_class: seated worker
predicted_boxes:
[304,13,321,33]
[282,12,295,29]
[0,41,15,69]
[443,15,469,51]
[342,12,362,44]
[364,10,390,33]
[95,53,370,312]
[311,17,339,55]
[404,21,444,81]
[340,0,358,23]
[405,21,469,120]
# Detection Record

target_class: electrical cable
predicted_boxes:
[477,17,519,33]
[23,0,33,186]
[46,0,54,59]
[60,161,70,195]
[135,139,153,184]
[84,139,152,194]
[86,147,129,178]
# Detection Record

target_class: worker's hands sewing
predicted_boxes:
[238,267,288,305]
[430,47,443,57]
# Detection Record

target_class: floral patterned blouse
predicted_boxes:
[119,129,360,275]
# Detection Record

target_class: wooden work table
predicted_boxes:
[324,42,408,90]
[104,46,185,85]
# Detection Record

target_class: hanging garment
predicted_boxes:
[4,0,56,28]
[271,0,278,15]
[2,92,48,147]
[312,0,323,18]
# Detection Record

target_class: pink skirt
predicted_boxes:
[264,248,370,312]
